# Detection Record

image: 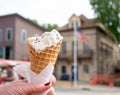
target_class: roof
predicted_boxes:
[0,58,30,67]
[0,13,46,31]
[58,14,116,41]
[58,14,98,31]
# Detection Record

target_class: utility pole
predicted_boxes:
[73,21,77,87]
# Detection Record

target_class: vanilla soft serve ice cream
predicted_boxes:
[27,29,63,53]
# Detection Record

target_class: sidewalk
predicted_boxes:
[77,83,120,91]
[55,80,120,92]
[55,81,120,95]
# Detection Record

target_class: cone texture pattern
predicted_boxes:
[27,40,62,74]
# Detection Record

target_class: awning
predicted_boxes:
[0,59,30,67]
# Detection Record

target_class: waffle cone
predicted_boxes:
[27,39,62,74]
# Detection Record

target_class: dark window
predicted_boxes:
[0,47,2,58]
[83,64,89,73]
[83,43,89,53]
[105,47,112,57]
[71,21,73,28]
[75,20,79,27]
[0,29,2,41]
[99,42,113,57]
[61,41,66,54]
[62,66,66,74]
[6,28,12,40]
[7,31,11,39]
[21,29,27,42]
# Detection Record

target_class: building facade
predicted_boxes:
[55,14,119,82]
[0,13,45,60]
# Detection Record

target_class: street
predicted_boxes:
[54,84,120,95]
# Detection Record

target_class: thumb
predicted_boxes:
[28,82,51,93]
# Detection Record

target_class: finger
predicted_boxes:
[10,79,27,86]
[50,75,56,85]
[47,87,55,95]
[28,82,52,94]
[6,80,25,87]
[21,79,27,82]
[16,79,27,82]
[14,79,27,83]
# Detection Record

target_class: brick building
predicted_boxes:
[0,13,45,60]
[56,14,119,82]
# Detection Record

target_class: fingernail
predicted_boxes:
[52,81,54,85]
[44,82,50,86]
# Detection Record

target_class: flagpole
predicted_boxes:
[73,21,77,87]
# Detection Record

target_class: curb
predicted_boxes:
[55,81,73,87]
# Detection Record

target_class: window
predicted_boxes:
[61,41,66,54]
[0,47,3,58]
[69,21,73,28]
[75,20,79,28]
[61,66,66,74]
[21,29,27,42]
[83,64,89,73]
[105,47,113,57]
[71,21,73,28]
[34,33,39,37]
[100,42,113,57]
[83,43,89,53]
[0,29,3,41]
[0,47,5,58]
[72,41,78,55]
[6,28,12,41]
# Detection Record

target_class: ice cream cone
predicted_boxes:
[27,39,62,74]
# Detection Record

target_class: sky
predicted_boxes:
[0,0,95,27]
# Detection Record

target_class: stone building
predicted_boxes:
[55,14,119,82]
[0,13,45,60]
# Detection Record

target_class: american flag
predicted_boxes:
[75,27,90,45]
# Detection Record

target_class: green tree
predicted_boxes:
[27,18,59,31]
[42,24,59,31]
[27,18,39,25]
[90,0,120,42]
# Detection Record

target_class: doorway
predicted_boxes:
[5,46,12,59]
[71,65,79,81]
